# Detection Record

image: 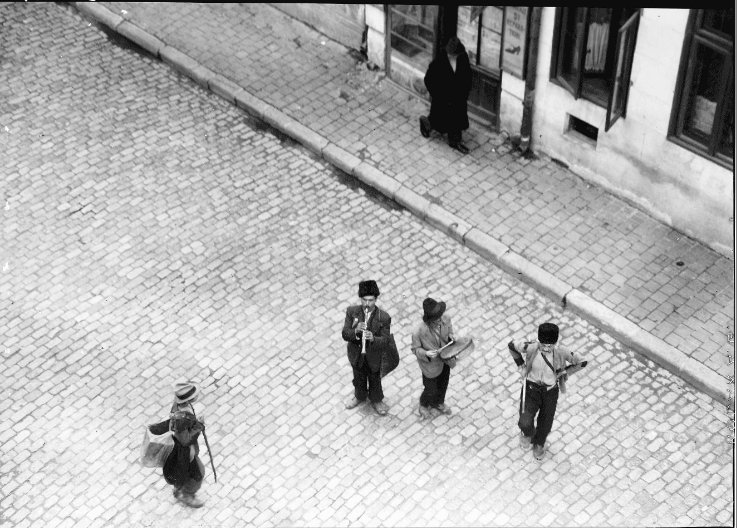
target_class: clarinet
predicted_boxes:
[361,308,369,355]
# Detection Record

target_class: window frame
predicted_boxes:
[551,7,587,98]
[605,10,641,131]
[550,7,641,130]
[385,4,440,76]
[668,9,734,168]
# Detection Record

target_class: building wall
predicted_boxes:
[531,8,733,256]
[270,3,366,51]
[366,4,385,68]
[364,6,734,255]
[499,71,524,137]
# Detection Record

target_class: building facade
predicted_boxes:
[273,4,735,257]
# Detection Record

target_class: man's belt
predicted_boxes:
[526,379,558,391]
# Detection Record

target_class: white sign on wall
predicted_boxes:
[502,6,528,79]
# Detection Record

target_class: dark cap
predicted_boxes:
[538,323,559,344]
[358,280,380,298]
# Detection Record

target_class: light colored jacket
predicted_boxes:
[411,314,454,379]
[508,339,583,393]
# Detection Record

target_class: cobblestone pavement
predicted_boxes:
[0,3,734,528]
[95,1,735,384]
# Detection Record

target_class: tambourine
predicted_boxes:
[439,337,475,360]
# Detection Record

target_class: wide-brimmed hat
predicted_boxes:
[173,380,200,404]
[538,323,559,344]
[358,280,380,298]
[422,297,446,321]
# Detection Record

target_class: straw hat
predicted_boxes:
[172,380,200,405]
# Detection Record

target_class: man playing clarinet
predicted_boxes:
[342,280,392,416]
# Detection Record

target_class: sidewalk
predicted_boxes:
[73,2,734,403]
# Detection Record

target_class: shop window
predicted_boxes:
[456,6,504,124]
[389,5,439,72]
[670,9,734,167]
[551,8,641,131]
[456,6,503,73]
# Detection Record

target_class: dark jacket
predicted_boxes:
[342,305,392,372]
[424,47,472,133]
[150,408,205,487]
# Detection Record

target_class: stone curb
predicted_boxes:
[159,46,211,89]
[74,2,124,30]
[498,252,573,303]
[208,74,241,105]
[117,20,164,58]
[281,120,329,156]
[566,290,728,403]
[394,186,430,220]
[72,2,730,405]
[463,228,510,262]
[322,144,361,175]
[425,204,472,244]
[354,162,402,201]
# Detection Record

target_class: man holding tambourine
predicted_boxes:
[411,297,475,419]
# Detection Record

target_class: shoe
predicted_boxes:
[372,401,389,416]
[533,444,545,460]
[450,142,470,154]
[419,116,431,138]
[434,403,452,415]
[178,493,204,508]
[519,432,532,449]
[418,404,432,419]
[345,396,363,409]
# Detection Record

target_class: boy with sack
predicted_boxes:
[147,381,207,508]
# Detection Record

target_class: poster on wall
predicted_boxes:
[502,6,528,78]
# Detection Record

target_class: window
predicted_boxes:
[456,6,504,124]
[551,8,641,130]
[670,9,734,166]
[389,5,439,72]
[456,6,504,73]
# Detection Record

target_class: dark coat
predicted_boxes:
[150,412,205,487]
[424,48,472,133]
[342,305,392,372]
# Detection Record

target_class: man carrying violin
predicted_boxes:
[508,322,586,460]
[342,280,392,416]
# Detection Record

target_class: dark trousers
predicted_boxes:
[352,356,383,403]
[420,364,450,407]
[447,129,462,146]
[518,381,559,447]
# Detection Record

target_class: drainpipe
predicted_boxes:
[518,7,542,154]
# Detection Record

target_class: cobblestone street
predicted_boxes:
[0,3,733,527]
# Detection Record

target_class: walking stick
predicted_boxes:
[200,429,218,483]
[189,404,218,483]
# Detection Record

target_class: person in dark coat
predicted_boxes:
[420,36,472,154]
[164,381,206,508]
[342,280,392,415]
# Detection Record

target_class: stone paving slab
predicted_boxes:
[80,1,735,401]
[0,3,734,528]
